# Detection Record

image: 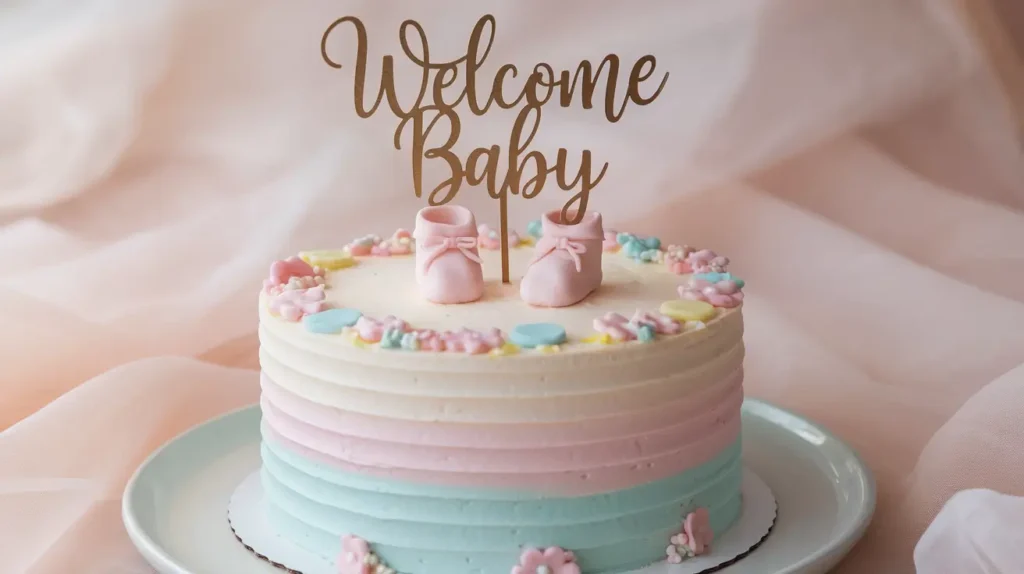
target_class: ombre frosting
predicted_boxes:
[256,242,746,573]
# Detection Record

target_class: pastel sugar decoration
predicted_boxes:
[637,324,656,342]
[594,312,636,341]
[355,315,409,343]
[489,342,520,356]
[479,224,525,250]
[659,299,717,322]
[509,323,567,348]
[630,311,681,335]
[687,249,730,274]
[302,308,362,334]
[693,272,744,289]
[268,286,326,321]
[264,256,325,293]
[380,328,405,349]
[346,235,381,256]
[337,535,395,574]
[665,508,713,563]
[617,232,663,262]
[582,333,615,345]
[526,219,543,238]
[665,245,697,274]
[400,332,419,350]
[685,507,714,554]
[414,329,446,352]
[299,249,356,271]
[440,328,505,355]
[370,242,393,257]
[338,535,370,574]
[679,277,744,308]
[512,547,581,574]
[388,229,414,255]
[638,249,663,263]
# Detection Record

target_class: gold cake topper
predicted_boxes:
[321,15,668,282]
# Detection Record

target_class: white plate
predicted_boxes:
[122,399,875,574]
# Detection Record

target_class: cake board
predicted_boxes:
[122,400,875,574]
[227,468,777,574]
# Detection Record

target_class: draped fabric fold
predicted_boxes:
[0,0,1022,572]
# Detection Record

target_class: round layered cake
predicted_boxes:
[254,222,746,574]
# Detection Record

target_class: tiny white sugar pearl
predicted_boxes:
[536,566,552,574]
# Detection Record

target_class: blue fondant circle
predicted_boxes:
[302,308,363,334]
[509,322,567,348]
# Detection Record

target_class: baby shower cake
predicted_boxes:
[241,205,757,574]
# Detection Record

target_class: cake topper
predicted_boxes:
[322,14,668,282]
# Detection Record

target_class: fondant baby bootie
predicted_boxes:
[520,210,604,307]
[414,205,484,304]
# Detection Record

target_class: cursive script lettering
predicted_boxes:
[322,14,667,280]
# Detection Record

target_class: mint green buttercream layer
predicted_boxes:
[259,435,743,573]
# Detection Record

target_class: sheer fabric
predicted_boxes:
[1,1,1022,572]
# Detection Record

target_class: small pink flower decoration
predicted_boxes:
[594,312,636,341]
[631,311,682,335]
[477,225,523,250]
[440,328,505,354]
[264,256,324,292]
[269,285,326,321]
[685,508,713,555]
[355,315,410,342]
[665,245,697,274]
[388,229,413,255]
[686,249,729,274]
[678,277,743,308]
[665,508,713,563]
[512,547,581,574]
[370,242,393,257]
[414,329,446,352]
[338,535,371,574]
[346,235,380,257]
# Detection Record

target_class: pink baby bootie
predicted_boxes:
[520,210,604,307]
[413,205,484,304]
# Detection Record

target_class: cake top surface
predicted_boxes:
[258,225,745,361]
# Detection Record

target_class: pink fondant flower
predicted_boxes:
[355,315,410,343]
[337,535,371,574]
[477,224,501,250]
[268,285,326,321]
[263,256,323,292]
[684,508,713,555]
[593,312,636,341]
[370,242,393,257]
[440,328,504,354]
[346,235,382,256]
[389,229,413,255]
[631,311,681,335]
[665,245,697,274]
[678,278,743,308]
[414,329,446,352]
[478,224,523,250]
[512,547,581,574]
[684,249,729,274]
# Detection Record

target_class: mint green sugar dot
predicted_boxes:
[526,220,543,238]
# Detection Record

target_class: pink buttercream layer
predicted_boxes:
[260,369,743,493]
[262,417,739,494]
[259,369,743,449]
[262,387,742,473]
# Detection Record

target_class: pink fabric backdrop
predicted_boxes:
[1,1,1023,572]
